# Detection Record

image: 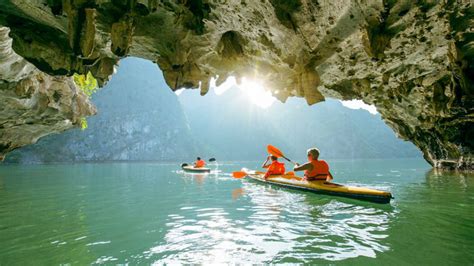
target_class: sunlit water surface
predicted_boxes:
[0,159,473,264]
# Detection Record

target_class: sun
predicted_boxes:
[238,78,276,109]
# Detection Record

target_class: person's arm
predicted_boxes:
[328,171,334,181]
[262,156,271,168]
[293,162,313,172]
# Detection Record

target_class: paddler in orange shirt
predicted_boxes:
[293,148,333,181]
[262,155,286,179]
[194,157,206,168]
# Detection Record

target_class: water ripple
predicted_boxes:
[144,180,392,264]
[2,161,470,264]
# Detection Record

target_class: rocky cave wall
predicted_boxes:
[0,0,472,170]
[0,26,95,160]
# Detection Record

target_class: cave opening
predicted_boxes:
[5,57,423,164]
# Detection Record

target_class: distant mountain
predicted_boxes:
[6,58,198,163]
[178,87,421,161]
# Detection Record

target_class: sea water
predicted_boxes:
[0,159,472,264]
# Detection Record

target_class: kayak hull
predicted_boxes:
[245,171,392,204]
[182,165,211,173]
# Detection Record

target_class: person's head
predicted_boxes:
[307,148,320,160]
[271,155,278,161]
[197,157,201,160]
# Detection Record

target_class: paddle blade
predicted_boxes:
[181,163,189,168]
[232,171,247,179]
[267,144,284,158]
[209,158,216,162]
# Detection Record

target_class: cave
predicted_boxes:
[0,0,472,170]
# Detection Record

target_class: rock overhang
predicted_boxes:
[0,0,472,170]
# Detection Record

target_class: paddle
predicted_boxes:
[232,146,298,180]
[267,145,298,165]
[232,171,247,179]
[232,170,295,179]
[209,158,216,162]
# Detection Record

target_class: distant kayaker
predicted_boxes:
[194,157,206,168]
[294,148,333,181]
[262,155,285,179]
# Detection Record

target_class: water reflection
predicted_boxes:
[180,170,222,186]
[231,188,245,200]
[425,169,473,190]
[373,169,474,265]
[243,182,393,262]
[0,165,95,264]
[148,178,394,263]
[180,172,208,186]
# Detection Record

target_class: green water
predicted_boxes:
[0,159,472,264]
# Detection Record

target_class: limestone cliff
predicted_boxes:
[0,26,95,160]
[0,1,472,169]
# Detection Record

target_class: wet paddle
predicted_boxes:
[209,158,216,162]
[267,145,298,165]
[232,171,247,179]
[232,171,301,180]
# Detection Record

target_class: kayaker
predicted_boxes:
[293,148,333,181]
[262,155,285,179]
[194,157,206,168]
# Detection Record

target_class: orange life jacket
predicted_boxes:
[195,160,206,168]
[265,161,285,178]
[304,159,329,180]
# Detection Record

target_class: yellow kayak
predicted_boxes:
[243,170,392,204]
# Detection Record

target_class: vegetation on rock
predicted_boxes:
[73,72,98,130]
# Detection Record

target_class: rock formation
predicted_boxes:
[0,26,95,161]
[0,1,472,170]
